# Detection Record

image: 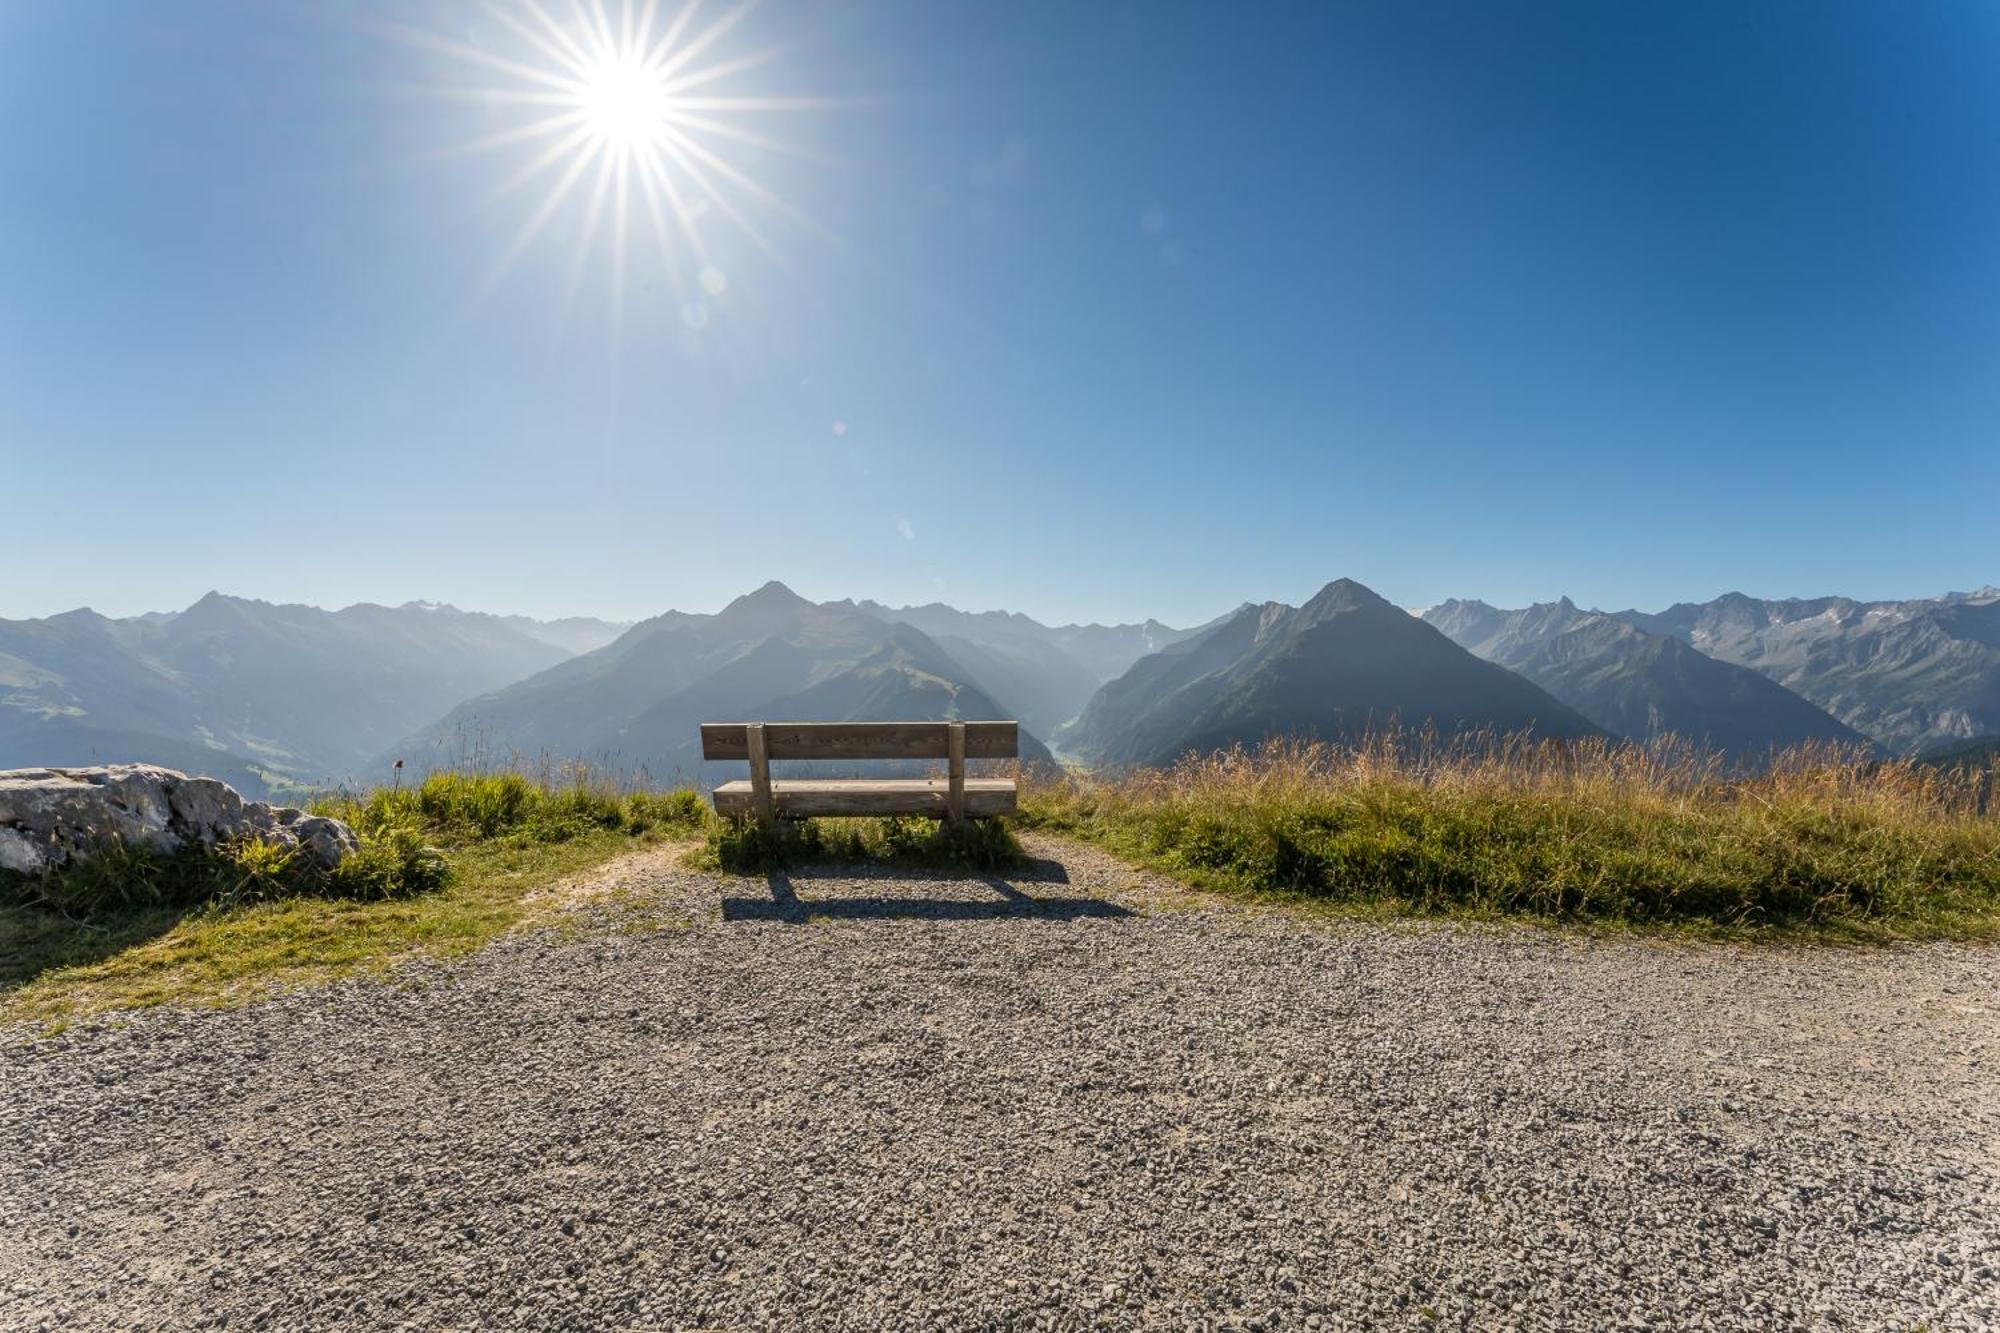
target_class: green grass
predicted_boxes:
[1018,737,2000,940]
[696,813,1024,873]
[2,770,711,1026]
[5,812,449,919]
[1,831,648,1026]
[311,769,710,844]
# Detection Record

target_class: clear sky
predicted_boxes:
[5,0,1997,627]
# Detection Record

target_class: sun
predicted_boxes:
[389,0,833,308]
[575,54,674,151]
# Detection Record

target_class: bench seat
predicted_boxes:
[712,777,1019,819]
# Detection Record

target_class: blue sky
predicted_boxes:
[5,0,1997,627]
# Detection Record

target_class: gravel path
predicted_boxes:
[2,835,1996,1331]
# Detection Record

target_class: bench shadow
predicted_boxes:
[721,859,1134,924]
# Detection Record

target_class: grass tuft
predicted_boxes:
[312,770,709,846]
[698,815,1024,873]
[3,829,451,920]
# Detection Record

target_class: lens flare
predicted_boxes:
[388,0,839,310]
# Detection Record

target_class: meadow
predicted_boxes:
[4,737,1996,1024]
[0,771,709,1024]
[1020,735,2000,940]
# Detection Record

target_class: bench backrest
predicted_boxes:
[699,721,1018,762]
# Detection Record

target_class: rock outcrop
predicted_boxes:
[0,765,358,877]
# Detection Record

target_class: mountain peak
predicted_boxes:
[1299,578,1393,620]
[713,580,818,635]
[179,590,255,625]
[725,580,811,611]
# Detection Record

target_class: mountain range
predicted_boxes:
[1608,589,2000,752]
[2,579,1994,793]
[850,601,1196,685]
[1421,597,1866,757]
[0,595,621,793]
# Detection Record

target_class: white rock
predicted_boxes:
[0,825,46,874]
[0,765,358,874]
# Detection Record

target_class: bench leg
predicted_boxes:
[747,722,774,828]
[946,721,966,825]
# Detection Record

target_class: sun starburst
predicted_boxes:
[390,0,834,317]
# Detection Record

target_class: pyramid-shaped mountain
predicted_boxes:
[391,582,1052,783]
[1061,579,1602,767]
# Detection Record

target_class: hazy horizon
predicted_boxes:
[9,574,1999,635]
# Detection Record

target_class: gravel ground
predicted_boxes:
[2,834,1996,1332]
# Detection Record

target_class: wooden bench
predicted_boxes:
[701,721,1019,824]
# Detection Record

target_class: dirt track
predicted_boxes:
[3,835,1996,1330]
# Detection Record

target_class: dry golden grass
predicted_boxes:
[1018,734,2000,938]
